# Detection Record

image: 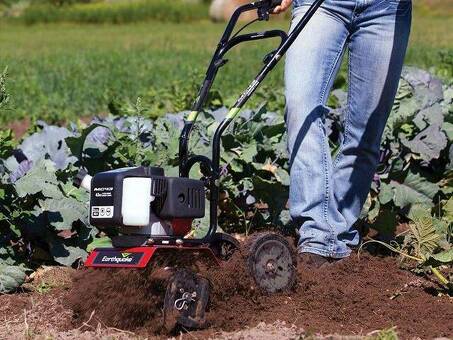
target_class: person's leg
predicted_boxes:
[332,0,412,245]
[285,1,353,258]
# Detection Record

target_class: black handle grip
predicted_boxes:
[257,0,283,20]
[260,0,283,10]
[269,0,283,8]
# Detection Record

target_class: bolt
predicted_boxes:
[266,260,276,272]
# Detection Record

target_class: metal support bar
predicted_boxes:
[176,0,326,244]
[178,1,286,177]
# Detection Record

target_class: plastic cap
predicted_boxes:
[73,168,88,188]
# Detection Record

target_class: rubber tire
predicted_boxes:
[245,232,297,293]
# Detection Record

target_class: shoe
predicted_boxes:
[299,252,330,269]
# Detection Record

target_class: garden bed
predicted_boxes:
[0,251,451,339]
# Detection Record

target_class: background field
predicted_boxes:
[0,1,452,124]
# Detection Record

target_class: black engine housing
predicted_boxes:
[89,166,205,228]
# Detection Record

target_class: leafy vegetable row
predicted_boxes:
[0,67,451,292]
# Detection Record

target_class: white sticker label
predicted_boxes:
[93,187,114,198]
[91,206,114,219]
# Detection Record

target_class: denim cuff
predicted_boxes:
[298,245,351,259]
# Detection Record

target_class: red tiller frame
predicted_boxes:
[85,245,220,268]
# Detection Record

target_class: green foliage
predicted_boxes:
[107,71,220,120]
[357,68,452,288]
[361,206,452,289]
[0,66,451,292]
[0,156,92,272]
[0,67,10,113]
[0,264,27,293]
[86,236,112,252]
[0,0,22,6]
[436,50,453,80]
[22,0,209,25]
[1,12,452,124]
[34,0,92,7]
[369,327,399,340]
[0,130,16,159]
[0,32,284,123]
[362,67,452,228]
[405,206,443,259]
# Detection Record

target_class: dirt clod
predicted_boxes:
[68,264,169,334]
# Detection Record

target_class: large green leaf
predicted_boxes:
[408,202,432,217]
[60,180,89,202]
[385,96,418,138]
[432,218,449,242]
[442,197,453,222]
[0,246,18,266]
[400,125,447,161]
[65,123,103,160]
[87,236,112,252]
[373,209,397,237]
[441,122,453,141]
[0,265,27,293]
[390,171,440,209]
[413,104,444,131]
[378,182,394,205]
[14,160,60,198]
[429,249,453,264]
[50,243,87,266]
[240,143,257,163]
[38,197,87,230]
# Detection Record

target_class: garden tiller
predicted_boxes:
[75,0,325,330]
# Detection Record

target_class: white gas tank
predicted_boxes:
[121,177,153,226]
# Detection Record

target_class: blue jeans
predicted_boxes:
[285,0,412,258]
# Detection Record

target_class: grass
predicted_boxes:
[22,0,209,25]
[0,20,288,123]
[0,3,452,124]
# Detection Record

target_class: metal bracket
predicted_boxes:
[174,289,197,311]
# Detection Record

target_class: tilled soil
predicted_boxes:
[0,246,452,340]
[206,252,452,338]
